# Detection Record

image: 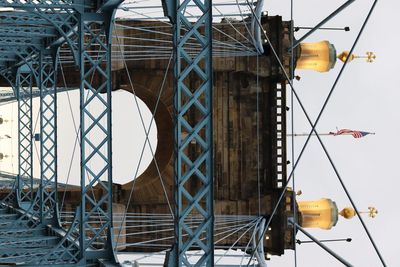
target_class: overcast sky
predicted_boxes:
[0,0,397,266]
[268,0,398,266]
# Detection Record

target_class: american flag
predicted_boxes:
[329,129,372,138]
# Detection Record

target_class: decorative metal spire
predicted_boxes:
[339,206,378,219]
[365,207,378,218]
[337,51,376,63]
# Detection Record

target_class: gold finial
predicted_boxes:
[339,206,378,219]
[367,207,378,218]
[358,206,378,218]
[338,51,376,63]
[339,207,356,219]
[365,52,376,62]
[337,51,355,63]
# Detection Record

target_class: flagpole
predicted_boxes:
[283,132,375,137]
[285,133,333,137]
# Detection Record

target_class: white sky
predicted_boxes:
[0,90,157,186]
[268,0,399,266]
[0,0,397,266]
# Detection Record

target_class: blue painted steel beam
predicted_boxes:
[16,65,34,209]
[0,27,58,38]
[76,11,117,264]
[166,0,215,265]
[0,47,37,55]
[0,1,122,265]
[0,51,22,56]
[0,0,76,9]
[0,47,40,72]
[38,50,60,226]
[0,37,42,48]
[0,12,67,27]
[0,12,55,25]
[0,56,17,61]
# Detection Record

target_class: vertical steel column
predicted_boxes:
[77,12,116,263]
[16,65,34,208]
[172,0,214,265]
[38,49,59,226]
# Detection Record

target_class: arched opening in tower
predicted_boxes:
[111,89,159,185]
[55,89,164,187]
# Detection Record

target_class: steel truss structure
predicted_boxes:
[0,0,298,265]
[0,0,123,265]
[162,0,214,265]
[0,0,386,266]
[159,0,214,266]
[0,0,219,264]
[0,1,266,262]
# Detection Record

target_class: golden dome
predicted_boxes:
[298,198,338,230]
[296,41,337,72]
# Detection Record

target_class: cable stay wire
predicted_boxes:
[212,5,256,51]
[52,11,259,62]
[184,218,260,263]
[245,1,386,266]
[112,3,260,56]
[61,216,256,239]
[57,47,108,230]
[112,26,177,249]
[233,0,257,49]
[116,218,258,249]
[240,217,263,266]
[0,0,385,265]
[214,217,262,264]
[289,0,298,266]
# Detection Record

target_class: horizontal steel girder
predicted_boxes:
[0,26,57,38]
[0,37,42,47]
[0,0,119,11]
[0,12,68,26]
[0,0,76,9]
[0,55,17,61]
